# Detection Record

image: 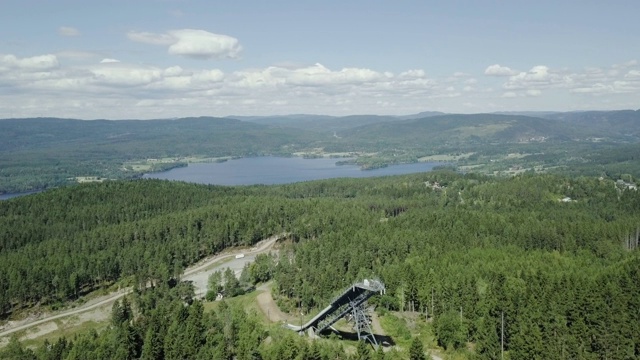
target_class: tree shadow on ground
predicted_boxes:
[320,328,395,348]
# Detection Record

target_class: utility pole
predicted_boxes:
[501,311,504,360]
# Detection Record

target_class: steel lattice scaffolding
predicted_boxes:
[286,279,385,346]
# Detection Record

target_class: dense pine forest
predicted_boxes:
[2,171,640,359]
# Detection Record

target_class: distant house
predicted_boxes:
[424,181,444,191]
[616,179,638,191]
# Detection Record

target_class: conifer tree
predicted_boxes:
[409,337,426,360]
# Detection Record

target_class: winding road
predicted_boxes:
[0,234,281,340]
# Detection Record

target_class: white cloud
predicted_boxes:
[89,62,163,87]
[612,59,638,69]
[625,70,640,79]
[168,29,241,59]
[285,63,385,86]
[0,54,59,71]
[127,31,175,45]
[229,67,284,89]
[611,80,639,93]
[498,61,640,98]
[399,69,426,78]
[127,29,242,59]
[503,65,572,90]
[515,65,550,81]
[570,84,612,94]
[193,69,225,84]
[163,66,184,77]
[58,26,80,37]
[484,64,518,76]
[1,52,639,118]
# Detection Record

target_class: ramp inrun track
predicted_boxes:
[286,279,385,339]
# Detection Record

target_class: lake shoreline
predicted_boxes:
[143,156,441,186]
[1,156,444,200]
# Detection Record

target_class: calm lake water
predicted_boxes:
[143,156,440,185]
[0,190,42,201]
[0,157,441,200]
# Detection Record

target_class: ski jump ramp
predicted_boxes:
[286,279,385,344]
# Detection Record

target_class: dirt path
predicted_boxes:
[0,288,129,341]
[256,282,292,324]
[0,234,282,340]
[370,311,385,335]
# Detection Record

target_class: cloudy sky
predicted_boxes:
[1,0,639,119]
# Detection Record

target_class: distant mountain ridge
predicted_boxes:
[542,110,640,138]
[0,116,321,154]
[3,110,639,155]
[338,113,587,147]
[227,109,640,137]
[227,114,405,132]
[227,111,444,132]
[1,109,640,193]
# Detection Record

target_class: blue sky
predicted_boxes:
[1,0,638,119]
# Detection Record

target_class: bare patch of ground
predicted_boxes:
[256,283,292,324]
[370,312,385,335]
[418,152,475,162]
[72,303,112,325]
[22,322,59,341]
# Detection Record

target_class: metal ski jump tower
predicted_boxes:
[286,279,385,345]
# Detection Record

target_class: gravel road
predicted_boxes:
[0,234,281,340]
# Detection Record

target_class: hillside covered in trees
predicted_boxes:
[2,110,640,194]
[1,171,639,359]
[0,117,324,194]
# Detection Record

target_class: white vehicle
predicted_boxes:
[235,253,245,259]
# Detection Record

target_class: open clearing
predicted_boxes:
[418,152,474,162]
[256,282,293,324]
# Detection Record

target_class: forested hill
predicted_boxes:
[2,110,640,194]
[229,114,406,133]
[2,173,640,358]
[0,117,320,154]
[543,109,640,138]
[232,109,640,138]
[0,117,325,194]
[0,179,283,314]
[338,113,586,147]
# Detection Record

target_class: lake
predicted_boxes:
[143,156,441,185]
[0,157,442,200]
[0,190,42,201]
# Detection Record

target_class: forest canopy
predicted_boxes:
[1,171,639,358]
